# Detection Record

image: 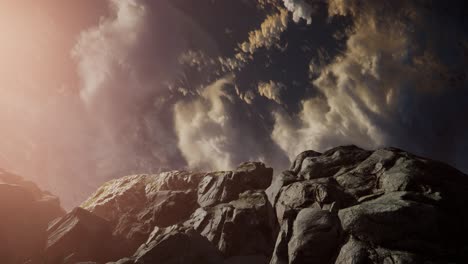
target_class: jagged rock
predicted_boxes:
[12,145,465,264]
[289,150,322,175]
[338,191,452,255]
[0,170,64,263]
[186,190,276,260]
[298,146,371,180]
[112,225,223,264]
[45,207,128,264]
[197,162,273,207]
[270,146,468,263]
[81,171,204,250]
[274,177,355,224]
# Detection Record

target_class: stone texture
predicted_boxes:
[45,207,129,264]
[3,145,468,264]
[197,162,273,207]
[81,171,204,250]
[270,146,468,264]
[186,190,276,260]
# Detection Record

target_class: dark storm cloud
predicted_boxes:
[273,0,468,171]
[8,0,467,209]
[73,0,290,174]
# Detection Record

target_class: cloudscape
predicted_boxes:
[0,0,467,210]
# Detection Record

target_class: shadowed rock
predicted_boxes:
[45,207,130,264]
[0,170,64,263]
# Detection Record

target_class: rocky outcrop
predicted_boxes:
[81,171,205,250]
[270,146,468,263]
[45,207,131,263]
[0,169,64,263]
[1,146,468,264]
[186,190,276,259]
[83,162,275,263]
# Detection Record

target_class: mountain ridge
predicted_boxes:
[1,145,467,263]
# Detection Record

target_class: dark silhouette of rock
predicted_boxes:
[0,170,64,263]
[45,207,130,264]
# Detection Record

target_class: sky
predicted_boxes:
[0,0,467,209]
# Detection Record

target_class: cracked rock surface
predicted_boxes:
[2,146,468,263]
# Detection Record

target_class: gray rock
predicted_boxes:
[298,146,371,180]
[338,192,443,252]
[187,190,276,258]
[265,170,299,208]
[270,146,468,263]
[81,171,204,250]
[335,237,440,264]
[275,177,355,224]
[288,209,342,264]
[289,150,322,174]
[197,162,273,207]
[41,145,468,263]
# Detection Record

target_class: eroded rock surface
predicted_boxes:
[81,171,204,250]
[84,162,275,263]
[1,146,467,264]
[270,146,468,264]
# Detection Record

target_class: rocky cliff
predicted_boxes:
[1,146,468,263]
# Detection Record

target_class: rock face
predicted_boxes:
[1,146,468,264]
[0,170,64,263]
[81,171,205,250]
[45,207,130,263]
[83,162,275,263]
[270,146,468,264]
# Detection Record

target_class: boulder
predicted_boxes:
[274,177,355,224]
[271,208,342,264]
[288,209,342,264]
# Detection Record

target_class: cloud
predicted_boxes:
[240,8,289,54]
[258,81,286,104]
[282,0,314,24]
[272,0,468,170]
[174,75,289,171]
[63,0,223,206]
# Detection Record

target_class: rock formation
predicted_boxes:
[1,146,468,263]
